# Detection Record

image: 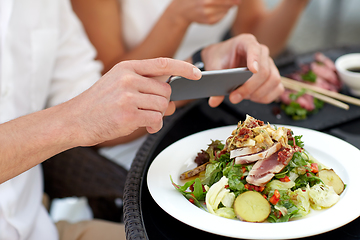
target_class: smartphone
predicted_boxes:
[167,67,253,101]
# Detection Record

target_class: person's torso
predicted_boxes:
[0,0,100,239]
[0,0,66,125]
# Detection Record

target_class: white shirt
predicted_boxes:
[0,0,12,93]
[0,0,102,239]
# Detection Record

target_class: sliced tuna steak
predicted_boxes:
[235,142,281,165]
[230,146,263,159]
[246,147,295,186]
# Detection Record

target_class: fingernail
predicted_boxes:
[253,61,259,73]
[193,67,202,78]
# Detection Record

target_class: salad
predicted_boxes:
[172,115,345,223]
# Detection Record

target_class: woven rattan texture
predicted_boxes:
[43,147,129,222]
[43,147,128,199]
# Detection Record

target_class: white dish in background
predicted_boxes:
[147,125,360,240]
[335,53,360,96]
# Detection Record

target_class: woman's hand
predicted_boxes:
[201,34,284,107]
[168,0,241,26]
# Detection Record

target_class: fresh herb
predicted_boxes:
[313,97,324,110]
[289,152,308,169]
[281,102,308,120]
[170,176,206,209]
[280,68,326,120]
[293,173,323,190]
[288,135,304,148]
[289,88,306,101]
[281,97,324,120]
[218,152,231,164]
[222,161,247,196]
[301,70,317,83]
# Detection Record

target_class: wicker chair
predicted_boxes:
[42,146,128,222]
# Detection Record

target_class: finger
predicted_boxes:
[208,95,225,108]
[235,45,270,100]
[123,107,164,134]
[151,75,171,82]
[228,90,244,104]
[136,76,172,100]
[248,60,282,102]
[146,117,163,134]
[246,44,269,75]
[137,111,164,134]
[126,58,202,81]
[253,83,285,104]
[137,93,170,114]
[233,34,262,73]
[145,101,179,132]
[164,101,176,116]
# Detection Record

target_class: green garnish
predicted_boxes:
[301,70,317,83]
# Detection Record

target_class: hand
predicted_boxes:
[168,0,240,25]
[67,58,201,146]
[201,34,284,107]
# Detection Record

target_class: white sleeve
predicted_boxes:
[46,0,103,108]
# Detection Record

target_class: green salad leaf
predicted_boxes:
[301,70,317,82]
[170,176,206,209]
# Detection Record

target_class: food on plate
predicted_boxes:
[280,52,342,120]
[233,191,271,222]
[180,162,208,180]
[318,169,345,195]
[171,115,345,223]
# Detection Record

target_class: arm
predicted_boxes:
[232,0,309,57]
[71,0,240,74]
[0,58,201,184]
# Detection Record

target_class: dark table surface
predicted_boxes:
[124,46,360,240]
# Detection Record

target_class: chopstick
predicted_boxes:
[281,77,360,108]
[281,79,349,110]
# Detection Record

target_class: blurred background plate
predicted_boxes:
[224,46,360,132]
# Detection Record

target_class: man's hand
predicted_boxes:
[201,34,284,107]
[67,58,201,146]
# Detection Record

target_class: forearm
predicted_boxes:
[106,4,190,67]
[72,0,190,73]
[0,103,79,184]
[233,0,309,57]
[253,0,309,57]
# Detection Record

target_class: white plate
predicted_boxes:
[147,125,360,239]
